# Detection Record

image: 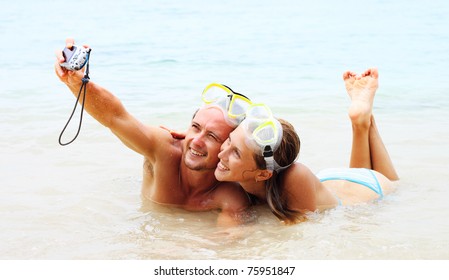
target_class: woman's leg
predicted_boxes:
[344,69,375,169]
[343,68,399,181]
[369,116,399,180]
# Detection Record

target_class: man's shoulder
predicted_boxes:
[145,127,184,160]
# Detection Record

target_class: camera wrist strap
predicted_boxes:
[58,52,91,146]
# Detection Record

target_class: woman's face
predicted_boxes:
[215,125,260,183]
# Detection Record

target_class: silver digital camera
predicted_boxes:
[60,45,91,71]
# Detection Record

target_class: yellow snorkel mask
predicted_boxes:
[241,103,289,172]
[201,83,252,127]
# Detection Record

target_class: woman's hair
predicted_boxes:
[253,118,304,224]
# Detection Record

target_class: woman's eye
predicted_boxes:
[233,149,240,158]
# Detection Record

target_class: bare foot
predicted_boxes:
[343,68,378,128]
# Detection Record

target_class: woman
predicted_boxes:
[215,68,399,224]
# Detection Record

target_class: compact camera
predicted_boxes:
[60,45,91,71]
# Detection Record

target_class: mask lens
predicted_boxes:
[228,94,252,118]
[246,103,272,120]
[202,84,232,104]
[201,83,252,126]
[252,121,277,146]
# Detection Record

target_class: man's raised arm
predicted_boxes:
[54,38,170,156]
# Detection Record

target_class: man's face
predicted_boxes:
[183,107,234,171]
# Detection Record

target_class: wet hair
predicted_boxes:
[253,118,304,224]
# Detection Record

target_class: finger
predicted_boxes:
[55,49,65,63]
[54,60,66,77]
[171,132,186,140]
[159,125,170,132]
[65,37,75,49]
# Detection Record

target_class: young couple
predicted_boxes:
[212,68,399,224]
[55,38,398,226]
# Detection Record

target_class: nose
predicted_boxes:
[218,142,229,159]
[191,131,206,147]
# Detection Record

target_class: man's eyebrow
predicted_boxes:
[210,130,224,142]
[191,121,224,142]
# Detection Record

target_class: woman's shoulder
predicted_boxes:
[283,162,314,179]
[280,162,318,212]
[281,163,318,194]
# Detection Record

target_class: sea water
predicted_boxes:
[1,0,449,259]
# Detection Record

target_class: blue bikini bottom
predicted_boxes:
[316,168,383,205]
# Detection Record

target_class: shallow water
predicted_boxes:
[1,0,449,259]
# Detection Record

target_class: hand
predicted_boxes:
[159,125,186,139]
[54,38,89,88]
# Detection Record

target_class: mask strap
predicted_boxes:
[58,49,91,146]
[263,145,292,173]
[263,145,275,171]
[274,163,292,173]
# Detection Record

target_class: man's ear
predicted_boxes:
[255,170,273,182]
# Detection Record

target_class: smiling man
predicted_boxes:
[55,39,251,227]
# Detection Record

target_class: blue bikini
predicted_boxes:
[316,168,384,205]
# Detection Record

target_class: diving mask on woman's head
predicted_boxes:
[201,83,252,127]
[241,104,288,172]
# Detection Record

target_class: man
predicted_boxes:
[54,38,251,226]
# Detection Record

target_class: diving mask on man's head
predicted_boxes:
[241,103,288,172]
[201,83,252,127]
